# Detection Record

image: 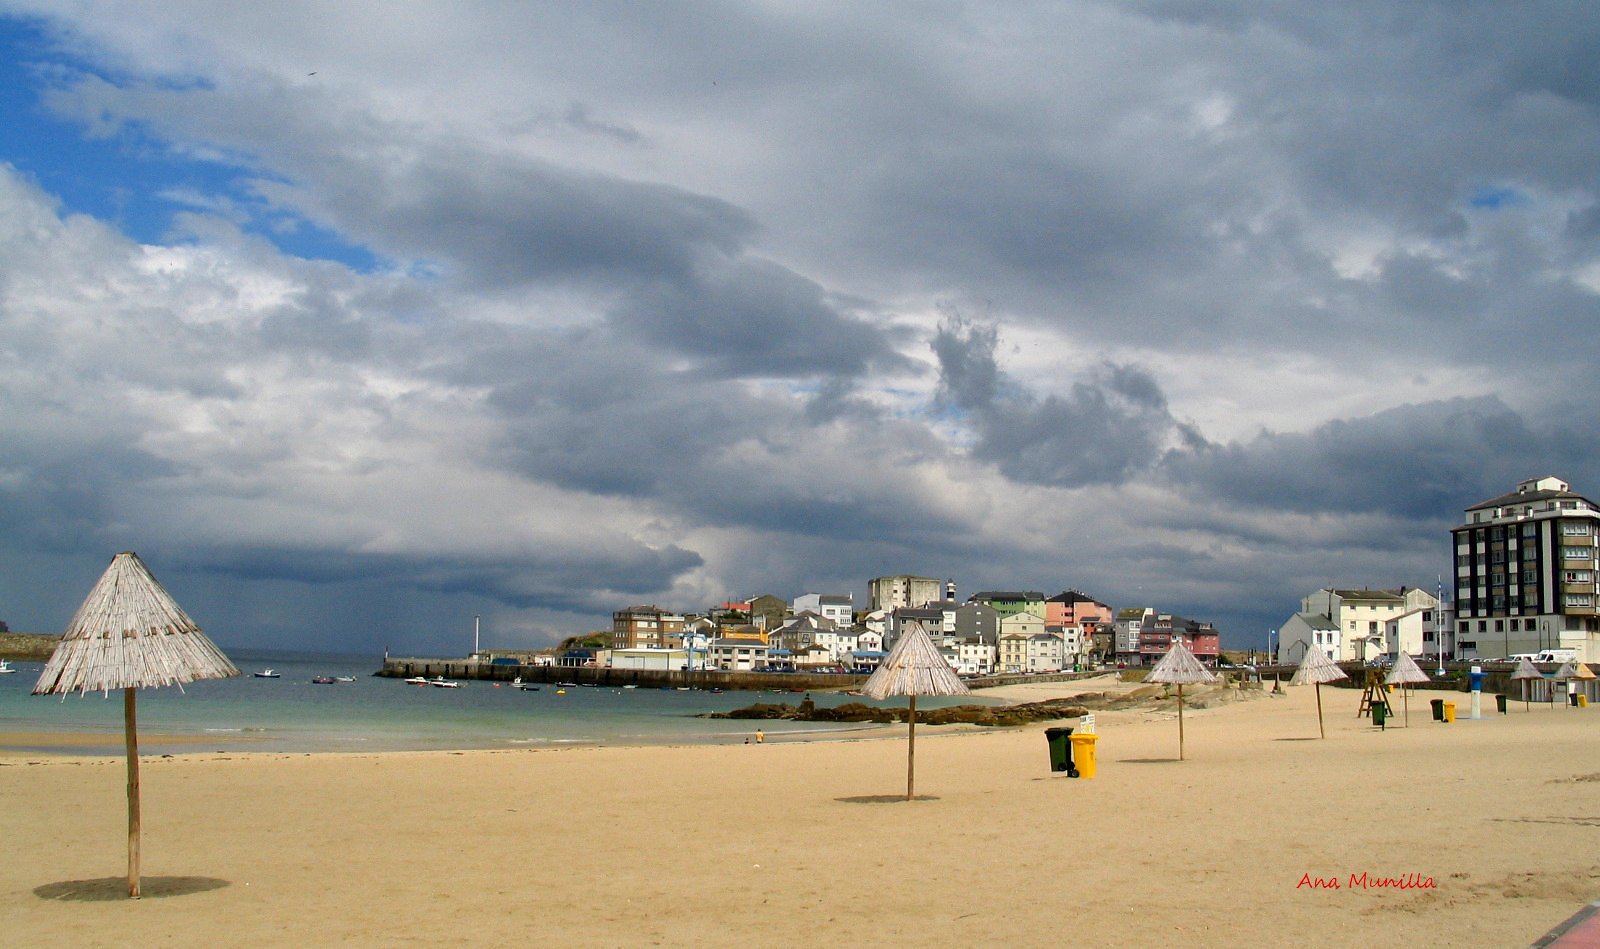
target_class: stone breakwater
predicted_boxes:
[0,633,59,661]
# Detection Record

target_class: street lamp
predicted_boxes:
[1267,628,1277,665]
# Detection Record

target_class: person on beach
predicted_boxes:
[755,729,765,743]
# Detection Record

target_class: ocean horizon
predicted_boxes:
[1,647,994,756]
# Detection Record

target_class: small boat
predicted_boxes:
[557,681,579,688]
[0,660,16,674]
[622,684,638,689]
[515,678,541,691]
[555,688,567,695]
[311,676,336,684]
[429,676,460,688]
[404,676,430,686]
[333,675,356,683]
[254,669,281,678]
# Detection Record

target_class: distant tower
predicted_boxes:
[946,579,957,602]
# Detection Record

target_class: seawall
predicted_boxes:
[0,633,59,661]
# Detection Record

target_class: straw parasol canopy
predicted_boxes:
[1510,657,1543,711]
[1146,639,1217,760]
[1554,661,1580,709]
[1385,653,1431,726]
[861,620,969,800]
[1289,648,1348,739]
[33,552,239,898]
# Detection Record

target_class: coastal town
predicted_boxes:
[471,475,1600,677]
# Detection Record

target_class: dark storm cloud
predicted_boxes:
[1164,396,1600,522]
[932,317,1201,487]
[183,541,702,615]
[609,256,904,378]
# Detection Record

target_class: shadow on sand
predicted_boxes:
[835,794,942,804]
[1116,757,1182,764]
[1272,737,1323,742]
[34,876,230,902]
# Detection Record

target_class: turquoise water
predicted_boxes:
[0,649,994,755]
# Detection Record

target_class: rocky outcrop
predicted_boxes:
[705,678,1267,726]
[707,699,1091,727]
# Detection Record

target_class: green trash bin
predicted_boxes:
[1045,727,1077,776]
[1430,698,1445,722]
[1496,693,1508,714]
[1372,702,1387,729]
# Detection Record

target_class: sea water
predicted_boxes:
[0,649,996,755]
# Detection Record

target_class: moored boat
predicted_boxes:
[311,675,335,684]
[403,675,430,686]
[429,676,460,688]
[254,669,280,678]
[0,660,16,674]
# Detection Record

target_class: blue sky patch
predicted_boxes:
[1468,184,1527,210]
[0,16,377,271]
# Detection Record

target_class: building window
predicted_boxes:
[1523,570,1538,583]
[1564,522,1593,535]
[1494,620,1504,632]
[1523,522,1537,537]
[1568,594,1595,607]
[1563,547,1593,560]
[1566,571,1594,583]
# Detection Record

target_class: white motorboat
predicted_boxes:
[253,669,281,678]
[333,675,356,683]
[404,675,430,686]
[0,660,16,674]
[429,676,460,688]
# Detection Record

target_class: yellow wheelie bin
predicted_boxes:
[1069,734,1098,779]
[1442,701,1456,723]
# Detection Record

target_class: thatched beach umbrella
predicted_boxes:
[1385,653,1431,726]
[1571,662,1597,707]
[1289,647,1348,739]
[33,552,239,898]
[1146,639,1218,760]
[1552,661,1591,708]
[861,620,969,800]
[1510,657,1543,711]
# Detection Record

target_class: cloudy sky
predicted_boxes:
[2,2,1597,656]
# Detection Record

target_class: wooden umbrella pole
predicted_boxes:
[906,695,917,801]
[1177,683,1185,761]
[125,687,142,899]
[1316,682,1325,739]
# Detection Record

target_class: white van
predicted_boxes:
[1535,649,1577,664]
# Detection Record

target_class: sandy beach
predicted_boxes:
[3,679,1596,948]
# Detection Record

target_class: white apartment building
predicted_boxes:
[1452,476,1600,661]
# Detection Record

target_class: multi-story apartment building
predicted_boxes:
[952,601,1000,646]
[791,593,853,628]
[1452,476,1600,661]
[1046,590,1114,664]
[611,605,685,650]
[1135,610,1221,667]
[1277,587,1439,664]
[1044,590,1113,628]
[868,575,947,612]
[968,591,1047,620]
